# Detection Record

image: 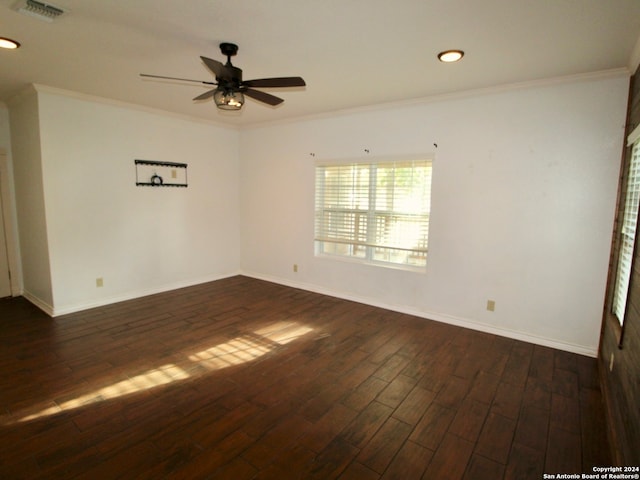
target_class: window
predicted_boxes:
[612,139,640,326]
[314,158,432,269]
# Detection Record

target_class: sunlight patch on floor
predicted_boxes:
[188,323,314,369]
[254,322,315,345]
[3,321,313,424]
[188,336,273,369]
[17,363,190,423]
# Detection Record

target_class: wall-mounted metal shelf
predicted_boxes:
[135,159,188,187]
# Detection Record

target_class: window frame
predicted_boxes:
[609,124,640,346]
[314,155,433,272]
[612,138,640,324]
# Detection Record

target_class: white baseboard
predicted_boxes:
[24,269,597,357]
[241,270,598,358]
[22,290,55,316]
[49,271,241,316]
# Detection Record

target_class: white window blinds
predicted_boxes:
[315,159,432,268]
[613,140,640,325]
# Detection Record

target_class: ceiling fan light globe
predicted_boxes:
[214,88,244,110]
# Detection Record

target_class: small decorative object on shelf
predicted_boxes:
[150,174,163,185]
[135,159,188,187]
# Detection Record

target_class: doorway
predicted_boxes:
[0,153,14,298]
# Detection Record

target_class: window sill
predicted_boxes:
[315,253,427,274]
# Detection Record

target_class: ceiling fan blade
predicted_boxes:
[242,88,284,106]
[193,89,217,101]
[242,77,306,88]
[140,73,215,85]
[200,56,226,78]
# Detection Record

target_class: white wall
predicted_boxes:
[8,89,53,309]
[0,104,23,296]
[31,88,241,314]
[239,73,630,356]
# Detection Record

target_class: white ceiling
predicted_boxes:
[1,0,640,127]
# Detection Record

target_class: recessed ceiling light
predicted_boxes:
[0,37,20,49]
[438,50,464,63]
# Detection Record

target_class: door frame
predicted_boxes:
[0,150,22,296]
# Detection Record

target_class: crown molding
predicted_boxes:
[5,68,631,132]
[244,68,631,130]
[28,84,241,131]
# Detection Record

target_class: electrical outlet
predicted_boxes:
[486,300,495,312]
[293,264,298,273]
[609,352,615,372]
[96,277,104,288]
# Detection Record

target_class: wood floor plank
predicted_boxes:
[357,417,412,473]
[188,401,262,449]
[171,429,254,478]
[529,345,555,382]
[501,342,533,387]
[308,436,360,479]
[463,453,506,480]
[522,376,552,411]
[474,411,517,464]
[513,404,550,453]
[76,440,162,479]
[338,461,380,480]
[299,376,346,422]
[375,374,416,409]
[467,370,501,404]
[299,403,358,453]
[392,385,435,426]
[550,392,581,433]
[373,353,412,382]
[342,376,389,411]
[491,380,525,420]
[545,425,582,474]
[579,387,612,471]
[261,442,317,478]
[409,402,456,450]
[0,276,612,478]
[551,367,580,399]
[380,440,433,480]
[340,401,394,449]
[210,458,258,480]
[433,375,471,409]
[241,413,313,469]
[423,432,475,480]
[505,442,545,480]
[448,397,490,442]
[418,361,454,393]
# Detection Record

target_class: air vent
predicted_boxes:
[14,0,65,22]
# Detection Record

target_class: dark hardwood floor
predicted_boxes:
[0,276,611,479]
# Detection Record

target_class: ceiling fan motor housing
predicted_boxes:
[219,42,239,57]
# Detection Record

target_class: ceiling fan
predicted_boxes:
[140,42,306,110]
